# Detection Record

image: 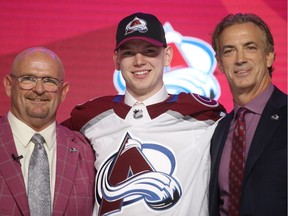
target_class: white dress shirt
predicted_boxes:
[7,111,57,206]
[124,85,169,106]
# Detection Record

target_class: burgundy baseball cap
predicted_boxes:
[115,12,167,50]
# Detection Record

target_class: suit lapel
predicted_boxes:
[243,88,286,185]
[210,113,232,203]
[0,115,30,215]
[212,114,233,167]
[53,125,80,215]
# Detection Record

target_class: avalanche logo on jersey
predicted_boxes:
[96,133,182,215]
[113,22,221,100]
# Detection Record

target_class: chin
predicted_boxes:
[27,109,49,119]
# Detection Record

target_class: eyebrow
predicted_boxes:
[242,41,257,47]
[222,41,257,49]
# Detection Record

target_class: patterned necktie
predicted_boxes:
[229,107,249,216]
[28,133,51,216]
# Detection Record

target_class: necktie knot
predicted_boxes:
[31,133,45,144]
[236,107,249,120]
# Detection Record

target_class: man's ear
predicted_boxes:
[3,75,12,97]
[216,55,224,73]
[60,82,69,103]
[164,46,173,67]
[266,52,275,69]
[113,51,120,70]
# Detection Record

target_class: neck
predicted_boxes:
[232,80,271,106]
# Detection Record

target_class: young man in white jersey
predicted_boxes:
[63,12,225,216]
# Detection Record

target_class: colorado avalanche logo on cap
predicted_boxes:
[125,16,148,35]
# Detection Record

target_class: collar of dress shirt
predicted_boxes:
[7,111,56,150]
[124,85,169,107]
[233,83,274,118]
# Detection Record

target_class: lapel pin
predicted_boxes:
[70,147,77,152]
[271,114,279,120]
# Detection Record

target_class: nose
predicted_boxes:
[235,49,246,65]
[133,53,146,66]
[32,78,45,94]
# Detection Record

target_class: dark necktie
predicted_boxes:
[229,107,249,216]
[28,133,51,216]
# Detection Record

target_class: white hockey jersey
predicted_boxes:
[63,92,225,216]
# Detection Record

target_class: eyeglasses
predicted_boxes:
[10,74,63,92]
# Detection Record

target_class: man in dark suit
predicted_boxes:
[0,47,96,215]
[209,13,287,216]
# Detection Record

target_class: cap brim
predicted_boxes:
[115,36,164,50]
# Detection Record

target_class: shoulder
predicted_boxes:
[171,92,226,121]
[0,114,8,124]
[262,87,287,121]
[270,86,287,108]
[176,92,222,108]
[56,124,90,146]
[73,95,116,113]
[0,114,10,135]
[62,95,119,131]
[57,123,82,136]
[56,124,95,157]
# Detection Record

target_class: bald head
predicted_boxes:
[11,47,65,79]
